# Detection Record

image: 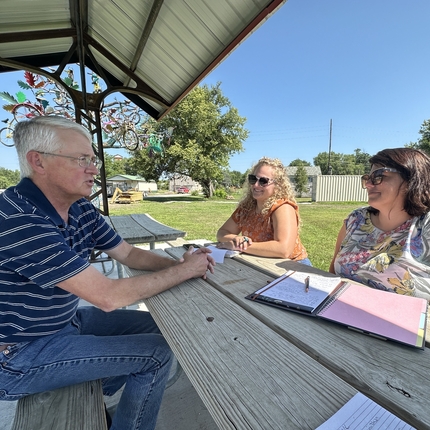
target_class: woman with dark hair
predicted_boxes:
[330,147,430,299]
[217,157,310,263]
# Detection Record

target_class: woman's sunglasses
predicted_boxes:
[361,167,399,189]
[248,174,275,187]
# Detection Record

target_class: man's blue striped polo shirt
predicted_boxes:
[0,178,122,344]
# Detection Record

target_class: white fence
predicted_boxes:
[312,175,367,202]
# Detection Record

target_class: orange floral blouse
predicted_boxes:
[231,198,308,261]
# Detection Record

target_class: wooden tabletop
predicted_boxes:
[126,247,430,430]
[107,214,185,245]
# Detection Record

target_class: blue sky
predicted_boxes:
[1,0,430,173]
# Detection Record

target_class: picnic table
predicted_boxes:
[107,213,186,248]
[92,213,186,277]
[125,246,430,430]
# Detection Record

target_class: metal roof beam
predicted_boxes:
[70,0,88,111]
[0,28,75,43]
[124,0,164,86]
[83,33,169,105]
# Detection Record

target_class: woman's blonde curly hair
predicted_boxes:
[238,157,297,215]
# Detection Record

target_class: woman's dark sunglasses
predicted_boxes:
[248,174,275,187]
[361,167,399,189]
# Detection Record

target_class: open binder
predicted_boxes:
[245,270,428,349]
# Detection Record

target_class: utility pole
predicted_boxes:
[328,119,333,175]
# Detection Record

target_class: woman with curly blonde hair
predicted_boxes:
[217,157,311,263]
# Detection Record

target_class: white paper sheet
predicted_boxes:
[316,392,415,429]
[200,246,240,264]
[252,271,341,312]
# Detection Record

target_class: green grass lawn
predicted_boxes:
[108,196,364,272]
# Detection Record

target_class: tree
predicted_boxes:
[314,149,371,175]
[128,83,248,197]
[407,119,430,154]
[289,159,311,166]
[229,170,244,188]
[352,149,372,175]
[103,154,127,178]
[293,164,308,197]
[0,167,20,188]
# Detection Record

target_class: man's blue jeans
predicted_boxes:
[0,306,173,430]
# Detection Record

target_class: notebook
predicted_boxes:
[245,270,428,349]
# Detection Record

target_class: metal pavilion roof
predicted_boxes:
[0,0,286,120]
[0,0,287,214]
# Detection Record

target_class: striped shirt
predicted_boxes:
[0,178,122,344]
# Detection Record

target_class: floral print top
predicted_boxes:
[333,207,430,300]
[231,198,308,261]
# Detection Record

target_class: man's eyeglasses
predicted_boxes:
[248,174,275,187]
[361,167,399,189]
[38,152,102,170]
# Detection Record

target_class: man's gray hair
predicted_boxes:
[13,116,92,178]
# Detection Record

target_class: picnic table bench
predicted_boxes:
[107,213,186,248]
[12,380,106,430]
[91,213,186,276]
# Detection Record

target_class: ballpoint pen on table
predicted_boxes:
[304,276,310,293]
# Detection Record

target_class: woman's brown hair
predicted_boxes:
[369,148,430,216]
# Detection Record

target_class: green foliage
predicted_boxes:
[407,119,430,154]
[314,149,371,175]
[293,164,308,197]
[289,159,310,166]
[213,187,227,198]
[157,180,169,190]
[128,83,249,197]
[228,170,245,187]
[0,167,20,188]
[220,169,244,188]
[103,154,126,178]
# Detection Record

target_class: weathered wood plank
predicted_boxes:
[12,380,106,430]
[165,237,188,247]
[126,253,358,430]
[164,248,430,429]
[130,213,186,241]
[109,215,155,244]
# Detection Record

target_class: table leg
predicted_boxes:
[166,356,183,388]
[117,262,124,278]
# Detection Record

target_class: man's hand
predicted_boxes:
[180,246,215,279]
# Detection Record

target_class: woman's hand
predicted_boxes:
[217,236,252,251]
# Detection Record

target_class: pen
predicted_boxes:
[304,276,310,293]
